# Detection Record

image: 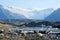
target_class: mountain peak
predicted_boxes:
[0,5,27,19]
[45,8,60,21]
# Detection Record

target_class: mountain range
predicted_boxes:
[0,5,26,19]
[0,5,60,21]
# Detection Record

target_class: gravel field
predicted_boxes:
[0,33,60,40]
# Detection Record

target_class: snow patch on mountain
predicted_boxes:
[0,5,57,20]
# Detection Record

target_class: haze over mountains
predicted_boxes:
[0,5,60,21]
[30,8,54,20]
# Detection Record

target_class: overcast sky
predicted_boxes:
[0,0,60,9]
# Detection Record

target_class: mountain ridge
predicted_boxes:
[0,5,26,19]
[45,8,60,21]
[0,5,57,21]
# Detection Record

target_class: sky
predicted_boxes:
[0,0,60,9]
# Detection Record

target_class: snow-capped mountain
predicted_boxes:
[0,5,55,20]
[45,8,60,21]
[0,5,26,19]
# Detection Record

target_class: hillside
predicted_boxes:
[45,8,60,21]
